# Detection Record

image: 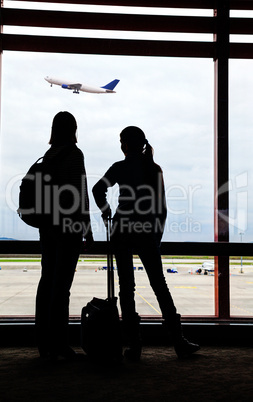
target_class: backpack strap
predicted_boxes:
[43,144,76,166]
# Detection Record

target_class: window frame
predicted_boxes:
[1,0,253,323]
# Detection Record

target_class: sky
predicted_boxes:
[1,2,253,243]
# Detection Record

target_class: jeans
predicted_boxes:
[36,227,82,352]
[111,220,177,323]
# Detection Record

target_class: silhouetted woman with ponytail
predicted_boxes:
[93,126,199,360]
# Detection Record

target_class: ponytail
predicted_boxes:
[143,139,154,162]
[144,139,163,175]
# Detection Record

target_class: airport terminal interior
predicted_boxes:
[0,1,253,401]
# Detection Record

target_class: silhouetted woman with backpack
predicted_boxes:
[36,111,93,361]
[93,126,200,360]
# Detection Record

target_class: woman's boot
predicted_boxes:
[123,313,142,361]
[168,314,200,358]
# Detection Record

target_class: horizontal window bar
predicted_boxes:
[1,34,215,57]
[0,240,252,256]
[230,17,253,35]
[2,34,253,59]
[2,9,216,34]
[3,9,253,35]
[230,42,253,58]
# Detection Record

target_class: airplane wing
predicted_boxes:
[61,83,82,93]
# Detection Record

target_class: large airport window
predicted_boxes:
[0,255,215,317]
[229,60,253,244]
[0,50,214,316]
[229,59,253,317]
[3,2,253,321]
[0,52,214,243]
[230,256,253,317]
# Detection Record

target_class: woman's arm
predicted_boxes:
[92,164,117,219]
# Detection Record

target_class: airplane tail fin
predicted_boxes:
[101,79,120,91]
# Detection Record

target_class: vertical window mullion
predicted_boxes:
[214,1,230,320]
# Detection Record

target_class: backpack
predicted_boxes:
[17,157,49,228]
[17,146,75,228]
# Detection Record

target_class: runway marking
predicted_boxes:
[174,286,197,289]
[136,291,160,314]
[231,305,253,314]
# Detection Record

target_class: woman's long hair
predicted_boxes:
[49,111,77,146]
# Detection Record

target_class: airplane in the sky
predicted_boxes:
[44,76,120,94]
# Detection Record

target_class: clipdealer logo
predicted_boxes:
[5,171,249,236]
[216,171,248,233]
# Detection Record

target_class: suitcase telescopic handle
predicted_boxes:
[105,217,115,300]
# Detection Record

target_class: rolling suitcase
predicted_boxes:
[81,217,123,362]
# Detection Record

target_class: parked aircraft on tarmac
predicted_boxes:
[196,261,214,275]
[45,76,120,94]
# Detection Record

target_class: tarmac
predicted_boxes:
[0,257,253,317]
